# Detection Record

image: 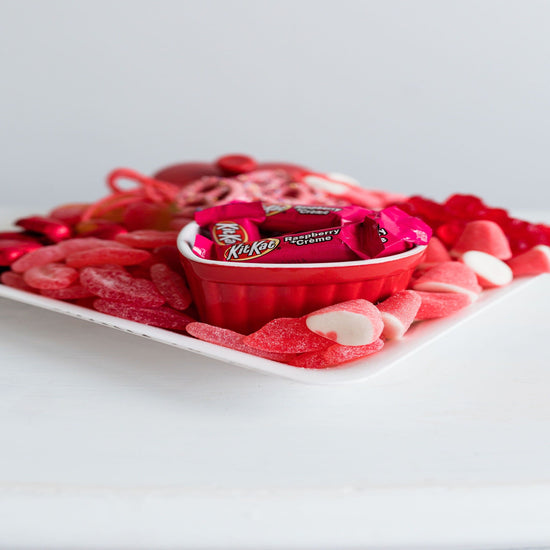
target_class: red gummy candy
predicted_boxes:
[1,271,36,292]
[11,244,66,273]
[243,317,332,354]
[79,266,165,307]
[93,299,193,331]
[15,216,71,242]
[150,263,192,310]
[186,322,296,363]
[49,203,90,227]
[114,230,179,249]
[58,237,129,255]
[444,194,487,219]
[290,338,384,369]
[65,247,151,268]
[414,291,472,320]
[122,202,173,231]
[23,263,79,290]
[40,284,95,300]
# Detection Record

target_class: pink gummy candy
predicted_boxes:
[186,322,296,363]
[150,263,192,311]
[412,261,482,301]
[414,291,472,320]
[65,247,151,268]
[58,237,129,255]
[93,299,193,331]
[305,299,383,346]
[506,245,550,277]
[460,251,513,289]
[290,338,384,369]
[377,290,422,339]
[23,263,79,290]
[450,220,512,260]
[80,266,165,307]
[40,284,95,300]
[11,244,66,273]
[243,317,332,354]
[419,236,451,267]
[114,230,180,249]
[1,271,35,292]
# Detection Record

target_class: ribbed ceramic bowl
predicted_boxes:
[178,222,427,334]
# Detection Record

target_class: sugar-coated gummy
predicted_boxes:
[186,322,296,363]
[58,237,129,255]
[414,291,472,320]
[451,220,512,260]
[506,245,550,277]
[79,266,166,307]
[243,317,332,354]
[40,284,95,300]
[1,271,35,291]
[115,230,180,249]
[65,247,151,268]
[460,251,513,288]
[290,338,384,369]
[93,299,194,331]
[11,244,66,273]
[150,263,192,310]
[23,263,79,290]
[305,299,384,346]
[412,261,482,301]
[377,290,422,339]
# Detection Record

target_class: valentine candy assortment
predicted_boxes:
[1,153,549,371]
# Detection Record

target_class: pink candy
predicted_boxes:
[150,263,192,311]
[451,220,512,260]
[65,247,151,268]
[23,263,79,290]
[414,291,472,320]
[506,245,550,277]
[377,290,421,339]
[11,244,66,273]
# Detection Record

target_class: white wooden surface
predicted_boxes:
[1,209,550,549]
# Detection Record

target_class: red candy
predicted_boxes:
[79,266,165,307]
[150,263,192,311]
[451,220,512,260]
[377,290,422,340]
[41,285,95,300]
[11,244,66,273]
[506,245,550,277]
[58,237,129,255]
[15,216,71,242]
[186,322,296,363]
[93,299,194,331]
[414,291,472,320]
[65,247,151,268]
[0,239,42,266]
[114,230,180,249]
[243,317,332,354]
[23,263,79,290]
[1,271,36,292]
[215,154,258,176]
[290,338,384,369]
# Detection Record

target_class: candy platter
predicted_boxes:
[0,276,540,384]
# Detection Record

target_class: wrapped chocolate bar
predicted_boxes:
[260,204,372,233]
[195,201,265,246]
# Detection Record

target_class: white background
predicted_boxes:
[1,0,549,211]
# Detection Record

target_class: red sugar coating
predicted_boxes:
[451,220,512,260]
[65,247,151,268]
[414,291,472,320]
[150,263,192,311]
[58,237,129,255]
[23,263,79,290]
[1,271,36,291]
[11,244,66,273]
[114,230,180,249]
[79,266,165,307]
[93,299,194,331]
[506,245,550,277]
[243,317,332,354]
[290,338,384,369]
[377,290,422,339]
[186,322,296,363]
[412,261,482,301]
[40,284,95,300]
[419,236,451,267]
[305,299,384,346]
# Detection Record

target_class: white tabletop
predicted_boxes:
[1,209,550,549]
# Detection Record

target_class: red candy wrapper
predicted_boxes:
[195,201,265,246]
[260,204,372,233]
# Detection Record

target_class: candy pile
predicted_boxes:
[1,154,549,369]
